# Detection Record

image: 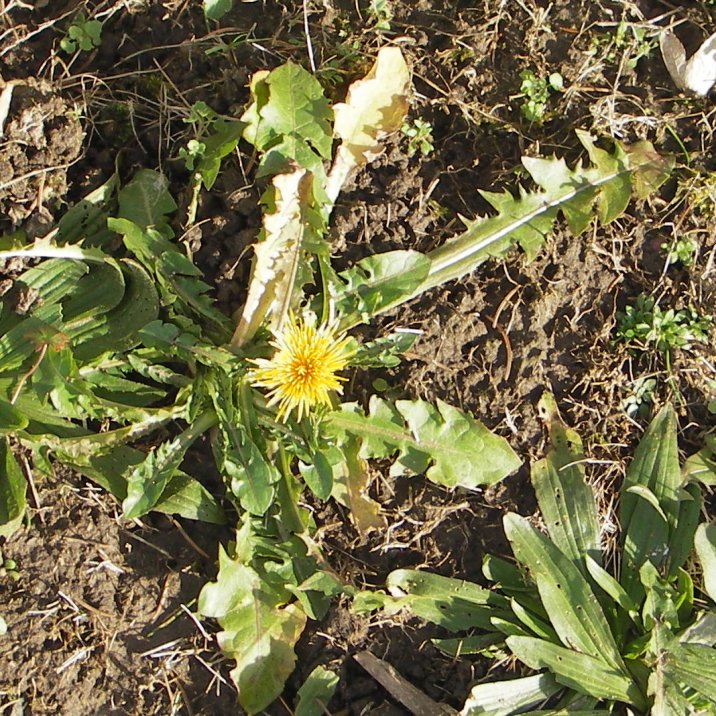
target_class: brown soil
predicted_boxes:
[1,0,715,714]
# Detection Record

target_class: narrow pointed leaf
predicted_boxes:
[695,523,716,603]
[0,439,26,537]
[504,513,626,674]
[532,394,600,570]
[506,636,643,707]
[460,673,560,716]
[663,642,716,702]
[619,405,681,603]
[683,437,716,486]
[386,568,510,632]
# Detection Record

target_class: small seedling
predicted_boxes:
[662,236,698,267]
[179,139,207,171]
[690,171,716,215]
[615,294,711,356]
[400,119,434,157]
[589,22,657,70]
[622,376,657,418]
[60,14,102,53]
[368,0,392,32]
[519,70,563,122]
[0,558,19,583]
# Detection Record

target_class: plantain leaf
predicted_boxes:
[619,406,682,603]
[0,439,26,537]
[532,394,600,571]
[667,481,702,577]
[663,641,716,703]
[695,523,716,603]
[683,437,716,486]
[460,673,561,716]
[56,172,118,248]
[504,513,626,674]
[71,259,160,361]
[0,399,28,435]
[506,636,643,707]
[327,396,520,490]
[584,555,640,619]
[386,568,510,632]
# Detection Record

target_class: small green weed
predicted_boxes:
[690,171,716,216]
[519,69,563,122]
[622,375,657,418]
[179,101,243,224]
[367,0,392,31]
[400,118,434,157]
[60,14,102,53]
[0,558,19,583]
[662,236,698,267]
[589,21,657,70]
[616,294,711,356]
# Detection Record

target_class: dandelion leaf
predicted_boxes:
[330,435,385,536]
[335,250,430,327]
[198,546,307,715]
[422,132,673,294]
[327,47,410,202]
[0,439,26,537]
[327,397,520,489]
[241,63,332,176]
[232,169,313,346]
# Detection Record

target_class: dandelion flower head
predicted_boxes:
[250,315,353,422]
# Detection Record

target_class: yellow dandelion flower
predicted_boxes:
[250,315,353,422]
